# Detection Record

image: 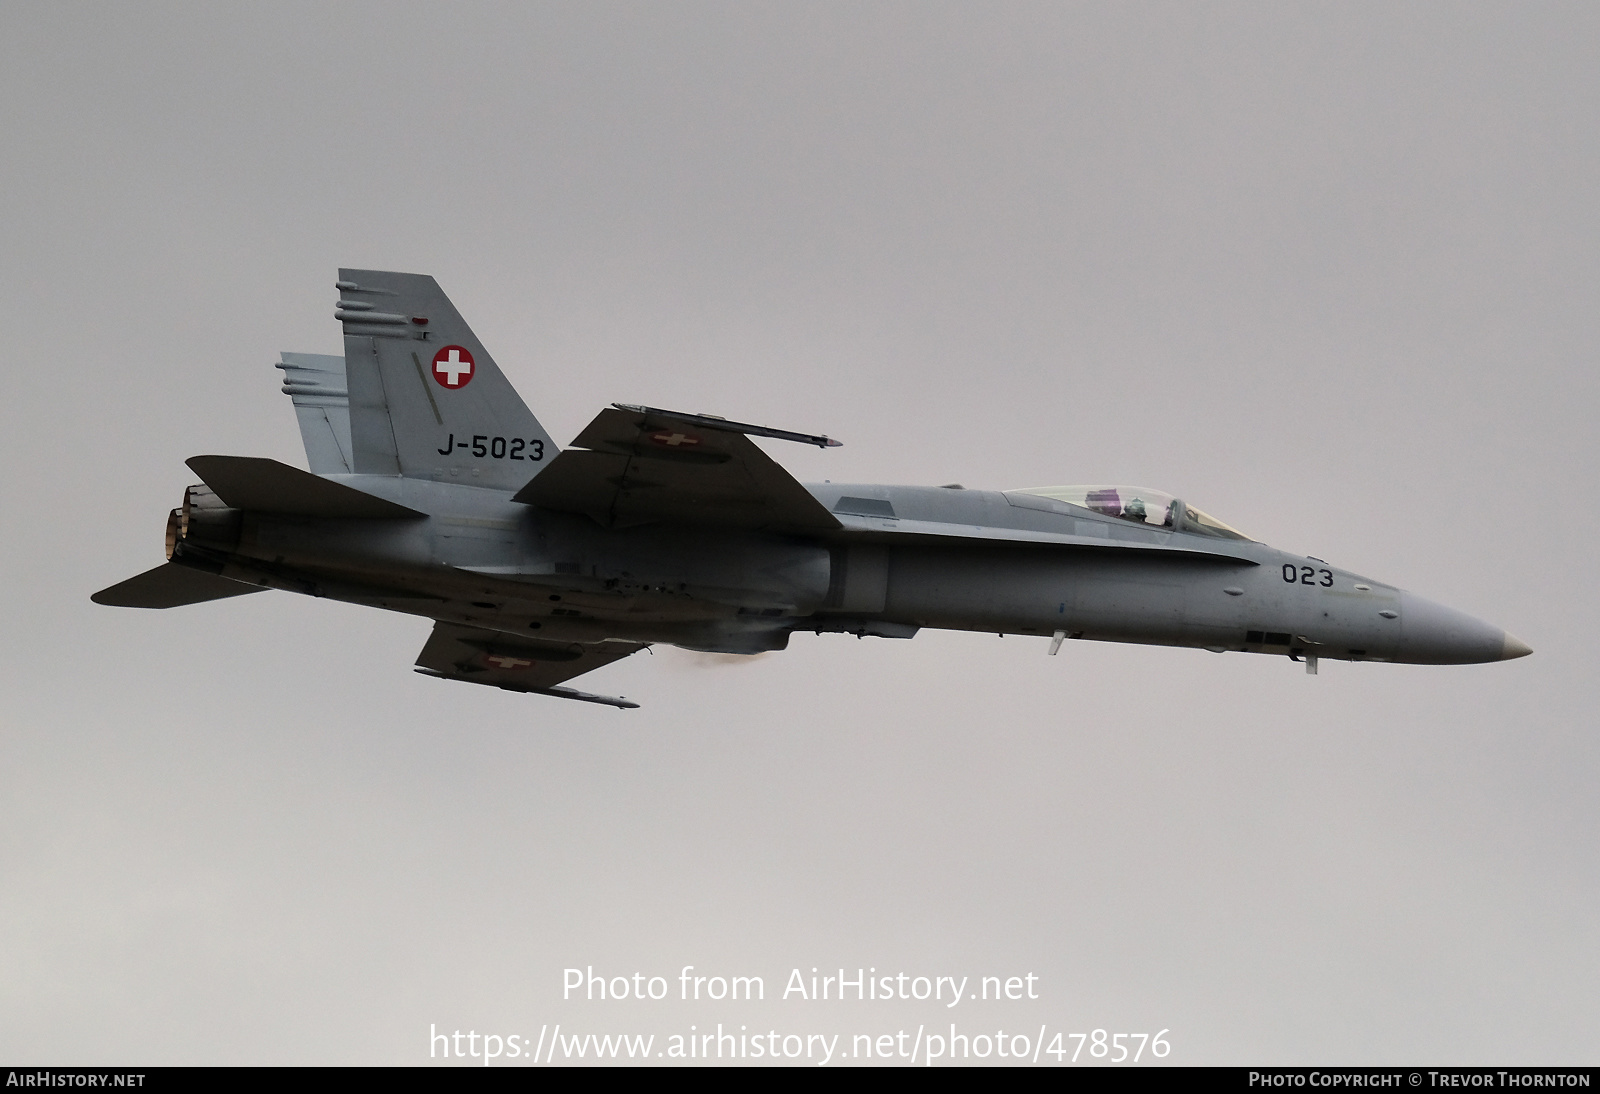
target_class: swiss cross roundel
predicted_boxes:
[484,654,532,670]
[432,345,475,389]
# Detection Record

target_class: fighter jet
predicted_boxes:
[92,270,1532,708]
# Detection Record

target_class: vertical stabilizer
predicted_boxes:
[336,269,557,490]
[277,352,353,473]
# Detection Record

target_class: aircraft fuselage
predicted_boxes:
[171,475,1518,668]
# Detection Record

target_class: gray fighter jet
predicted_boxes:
[93,270,1531,708]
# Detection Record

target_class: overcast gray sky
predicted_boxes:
[2,1,1595,1065]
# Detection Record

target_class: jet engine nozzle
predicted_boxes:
[164,507,183,560]
[166,483,242,560]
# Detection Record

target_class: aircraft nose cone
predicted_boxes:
[1394,592,1530,665]
[1500,633,1533,660]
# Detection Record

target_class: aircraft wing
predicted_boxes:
[512,407,842,533]
[413,622,646,708]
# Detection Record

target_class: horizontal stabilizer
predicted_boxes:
[414,621,645,707]
[91,563,264,608]
[186,456,424,519]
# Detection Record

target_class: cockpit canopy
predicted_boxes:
[1011,485,1253,541]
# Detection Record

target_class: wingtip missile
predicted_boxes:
[611,403,841,448]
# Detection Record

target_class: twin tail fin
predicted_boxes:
[333,270,558,490]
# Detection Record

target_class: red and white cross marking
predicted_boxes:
[432,345,475,388]
[648,430,701,447]
[484,654,533,670]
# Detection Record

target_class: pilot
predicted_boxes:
[1123,497,1148,523]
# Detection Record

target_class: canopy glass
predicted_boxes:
[1011,485,1253,541]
